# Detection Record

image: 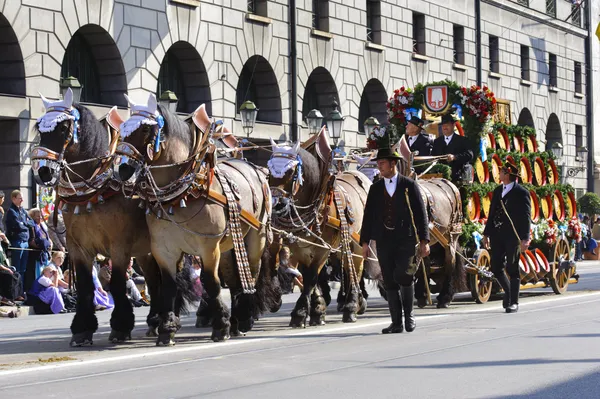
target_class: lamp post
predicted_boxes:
[567,146,588,178]
[306,109,324,135]
[159,90,179,113]
[239,100,258,137]
[325,100,345,147]
[60,76,82,103]
[363,116,380,136]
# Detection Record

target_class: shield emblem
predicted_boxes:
[424,85,450,114]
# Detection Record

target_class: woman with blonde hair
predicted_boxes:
[28,265,66,314]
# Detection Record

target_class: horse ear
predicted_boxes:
[292,141,301,154]
[147,93,158,114]
[63,88,73,107]
[39,92,51,110]
[124,94,135,109]
[269,137,277,150]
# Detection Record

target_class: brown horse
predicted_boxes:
[268,129,369,326]
[31,89,163,346]
[115,94,280,345]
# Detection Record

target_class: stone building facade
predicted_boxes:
[0,0,590,207]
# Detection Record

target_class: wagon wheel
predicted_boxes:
[470,249,493,304]
[549,238,571,295]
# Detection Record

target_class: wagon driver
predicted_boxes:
[481,160,531,313]
[360,147,430,334]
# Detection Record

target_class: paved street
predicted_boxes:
[1,261,599,399]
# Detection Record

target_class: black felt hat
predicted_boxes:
[502,160,520,177]
[441,114,457,125]
[407,116,425,129]
[374,148,403,161]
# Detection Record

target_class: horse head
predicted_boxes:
[115,93,192,185]
[32,88,109,187]
[267,138,302,197]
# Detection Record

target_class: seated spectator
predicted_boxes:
[583,235,599,261]
[97,257,112,292]
[0,241,25,305]
[277,247,303,294]
[27,208,52,283]
[48,251,76,311]
[28,265,66,314]
[92,256,113,311]
[191,256,203,297]
[126,257,149,307]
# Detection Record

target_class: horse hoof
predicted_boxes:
[436,302,450,309]
[357,298,368,315]
[156,333,175,346]
[237,318,254,333]
[231,329,246,337]
[70,332,93,347]
[146,327,159,338]
[269,299,283,313]
[195,316,211,328]
[336,303,344,313]
[211,330,231,342]
[109,330,132,344]
[289,319,306,328]
[309,317,326,326]
[342,312,357,323]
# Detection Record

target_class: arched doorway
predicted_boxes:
[517,108,535,128]
[0,13,25,96]
[358,79,388,132]
[61,24,127,106]
[302,67,340,124]
[158,41,211,114]
[545,113,562,151]
[236,55,282,124]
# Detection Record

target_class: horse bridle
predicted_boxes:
[269,152,303,199]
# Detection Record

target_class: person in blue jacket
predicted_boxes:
[5,190,35,277]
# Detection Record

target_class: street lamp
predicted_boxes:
[60,76,82,103]
[306,109,324,135]
[326,100,345,146]
[239,100,258,137]
[363,116,380,136]
[550,142,563,160]
[159,90,179,113]
[567,146,588,178]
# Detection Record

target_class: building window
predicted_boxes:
[515,0,529,6]
[61,33,100,104]
[453,25,465,65]
[489,35,499,73]
[412,13,426,55]
[549,53,557,87]
[312,0,329,32]
[575,125,583,148]
[571,3,582,27]
[520,45,530,81]
[366,0,381,44]
[247,0,267,16]
[157,51,186,112]
[545,0,556,18]
[574,61,582,94]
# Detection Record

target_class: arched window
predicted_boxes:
[236,55,282,124]
[0,13,25,96]
[157,51,186,112]
[302,67,339,123]
[61,33,100,103]
[358,79,388,133]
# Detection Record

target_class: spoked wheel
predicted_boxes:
[550,238,571,295]
[470,249,493,304]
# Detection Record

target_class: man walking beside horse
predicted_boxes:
[360,148,430,334]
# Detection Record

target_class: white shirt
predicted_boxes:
[408,135,418,147]
[444,134,454,145]
[385,173,398,197]
[502,182,515,198]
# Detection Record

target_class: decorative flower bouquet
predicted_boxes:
[566,217,582,243]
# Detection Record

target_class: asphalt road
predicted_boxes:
[1,261,599,399]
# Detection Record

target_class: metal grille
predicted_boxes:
[571,4,582,27]
[515,0,528,6]
[545,0,556,17]
[247,0,255,13]
[312,0,319,29]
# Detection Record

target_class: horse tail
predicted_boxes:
[174,255,202,315]
[253,245,283,317]
[452,246,468,293]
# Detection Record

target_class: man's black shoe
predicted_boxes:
[382,323,404,334]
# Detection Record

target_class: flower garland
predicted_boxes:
[566,217,582,243]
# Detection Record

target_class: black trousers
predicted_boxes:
[490,236,521,280]
[376,234,417,290]
[0,269,23,300]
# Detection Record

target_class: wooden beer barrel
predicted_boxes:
[512,136,525,153]
[487,133,496,150]
[547,159,559,184]
[490,154,503,184]
[519,254,534,283]
[525,135,538,152]
[566,192,577,219]
[525,250,540,280]
[532,157,546,186]
[529,190,540,222]
[540,195,553,220]
[496,130,510,150]
[474,157,489,183]
[466,192,481,222]
[519,157,533,184]
[534,249,550,278]
[481,191,493,218]
[553,190,566,221]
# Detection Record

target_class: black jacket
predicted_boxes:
[483,183,531,241]
[5,204,34,244]
[360,175,429,245]
[432,134,473,179]
[406,133,432,157]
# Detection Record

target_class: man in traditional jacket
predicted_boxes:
[482,161,531,313]
[405,116,432,157]
[432,114,473,181]
[360,148,430,334]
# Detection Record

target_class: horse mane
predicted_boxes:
[295,146,322,205]
[74,104,109,159]
[157,104,192,153]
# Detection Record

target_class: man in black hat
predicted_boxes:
[482,160,531,313]
[360,148,430,334]
[432,114,473,181]
[405,116,432,157]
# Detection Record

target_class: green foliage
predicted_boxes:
[460,222,485,248]
[578,192,600,216]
